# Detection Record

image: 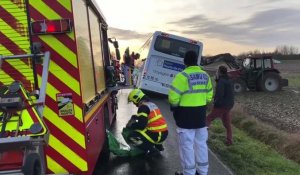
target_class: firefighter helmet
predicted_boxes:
[128,89,145,104]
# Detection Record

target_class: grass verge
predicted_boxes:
[231,104,300,164]
[282,73,300,88]
[208,120,300,175]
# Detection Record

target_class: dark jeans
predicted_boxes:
[206,107,233,144]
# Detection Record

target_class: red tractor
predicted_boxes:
[201,54,288,93]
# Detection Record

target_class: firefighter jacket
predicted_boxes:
[126,101,168,144]
[168,66,213,129]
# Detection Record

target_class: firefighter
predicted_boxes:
[168,51,213,175]
[126,89,168,155]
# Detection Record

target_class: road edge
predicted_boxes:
[208,148,234,175]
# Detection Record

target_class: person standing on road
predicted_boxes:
[123,47,132,86]
[206,65,234,145]
[168,51,213,175]
[126,89,168,155]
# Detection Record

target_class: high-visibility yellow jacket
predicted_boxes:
[169,66,213,107]
[168,66,213,128]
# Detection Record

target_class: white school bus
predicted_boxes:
[136,31,203,95]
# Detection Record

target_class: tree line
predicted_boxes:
[237,45,300,59]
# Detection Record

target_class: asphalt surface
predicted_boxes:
[93,89,233,175]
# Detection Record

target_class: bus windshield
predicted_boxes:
[154,36,200,59]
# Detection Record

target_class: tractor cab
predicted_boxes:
[243,56,274,70]
[242,56,275,90]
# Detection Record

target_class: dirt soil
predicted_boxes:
[235,89,300,133]
[236,60,300,133]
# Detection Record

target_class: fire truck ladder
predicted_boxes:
[0,52,50,175]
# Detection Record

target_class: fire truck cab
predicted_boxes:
[0,0,118,174]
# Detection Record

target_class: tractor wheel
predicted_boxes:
[22,153,42,175]
[260,72,281,92]
[233,79,246,93]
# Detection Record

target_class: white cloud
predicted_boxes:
[97,0,300,54]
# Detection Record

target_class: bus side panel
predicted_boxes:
[139,55,185,95]
[29,0,88,174]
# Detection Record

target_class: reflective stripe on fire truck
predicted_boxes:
[0,0,33,90]
[29,0,87,173]
[1,0,89,173]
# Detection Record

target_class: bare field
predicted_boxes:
[275,60,300,74]
[235,89,300,133]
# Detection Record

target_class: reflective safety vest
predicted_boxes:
[168,66,213,107]
[136,102,168,143]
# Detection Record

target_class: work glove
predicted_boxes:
[126,115,138,128]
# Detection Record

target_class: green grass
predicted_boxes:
[208,120,300,175]
[282,73,300,88]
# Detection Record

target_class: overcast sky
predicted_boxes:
[96,0,300,55]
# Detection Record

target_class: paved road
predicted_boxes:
[94,89,233,175]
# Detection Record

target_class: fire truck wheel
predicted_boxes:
[233,79,246,93]
[22,153,42,175]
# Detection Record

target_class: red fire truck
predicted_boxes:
[0,0,118,174]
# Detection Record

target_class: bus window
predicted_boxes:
[154,36,200,59]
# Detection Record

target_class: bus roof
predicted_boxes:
[153,31,202,46]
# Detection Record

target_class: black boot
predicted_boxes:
[155,144,164,151]
[145,146,160,157]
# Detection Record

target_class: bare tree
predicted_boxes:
[237,49,272,59]
[274,45,299,55]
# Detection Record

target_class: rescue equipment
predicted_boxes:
[0,52,50,175]
[107,128,144,157]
